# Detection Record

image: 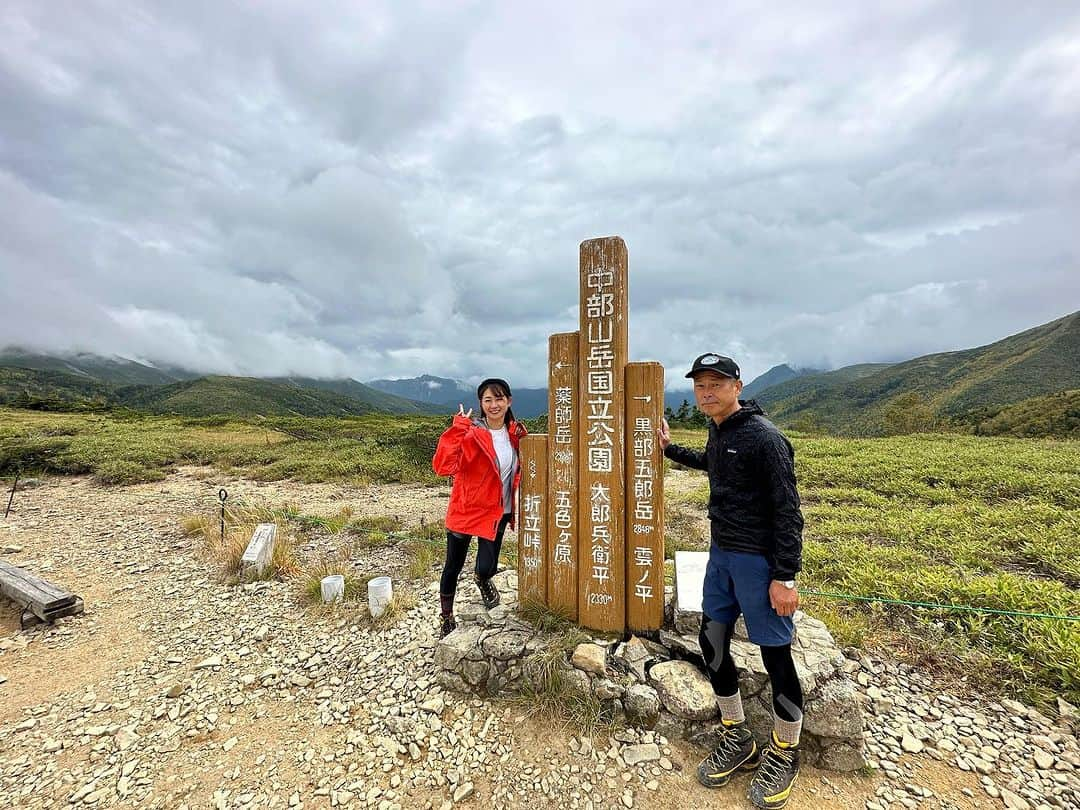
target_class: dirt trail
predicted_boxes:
[0,469,995,809]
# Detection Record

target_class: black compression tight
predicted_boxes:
[439,513,511,598]
[760,643,804,722]
[699,618,739,696]
[700,617,804,722]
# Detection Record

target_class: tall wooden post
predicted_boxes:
[517,434,548,606]
[577,237,628,632]
[625,362,666,633]
[547,332,579,620]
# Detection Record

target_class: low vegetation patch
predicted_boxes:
[517,599,580,635]
[514,629,610,737]
[0,408,444,486]
[182,501,300,583]
[298,556,418,629]
[669,427,1080,706]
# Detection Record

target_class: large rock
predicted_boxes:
[571,643,607,675]
[435,626,484,671]
[812,738,867,772]
[612,637,652,683]
[593,678,625,701]
[481,630,529,661]
[803,678,863,739]
[624,684,661,728]
[461,659,490,687]
[561,666,592,698]
[622,743,661,765]
[648,660,718,721]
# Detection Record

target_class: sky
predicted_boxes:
[1,1,1078,392]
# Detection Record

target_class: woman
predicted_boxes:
[431,378,526,637]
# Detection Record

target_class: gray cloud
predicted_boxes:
[2,0,1077,391]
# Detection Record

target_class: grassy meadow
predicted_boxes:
[667,427,1079,706]
[2,407,1077,705]
[0,409,446,485]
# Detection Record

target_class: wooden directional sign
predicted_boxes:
[547,331,579,620]
[577,236,628,632]
[625,362,666,633]
[517,434,548,606]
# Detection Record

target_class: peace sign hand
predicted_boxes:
[457,403,473,419]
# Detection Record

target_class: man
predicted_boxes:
[658,353,804,810]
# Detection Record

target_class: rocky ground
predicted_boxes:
[0,469,1075,809]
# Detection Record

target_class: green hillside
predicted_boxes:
[274,377,445,415]
[0,356,446,417]
[0,348,188,385]
[0,366,113,409]
[114,376,383,417]
[757,311,1080,436]
[974,389,1080,438]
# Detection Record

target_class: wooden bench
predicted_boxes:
[0,560,84,625]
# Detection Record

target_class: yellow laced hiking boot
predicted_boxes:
[695,721,760,788]
[748,732,800,809]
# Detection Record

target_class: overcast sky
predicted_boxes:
[2,1,1078,391]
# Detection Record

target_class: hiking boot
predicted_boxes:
[476,577,500,609]
[748,734,800,809]
[439,614,457,638]
[696,721,760,788]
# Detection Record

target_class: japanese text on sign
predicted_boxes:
[631,416,655,601]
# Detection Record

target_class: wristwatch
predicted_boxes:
[781,580,796,590]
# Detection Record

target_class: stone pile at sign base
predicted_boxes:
[435,564,867,771]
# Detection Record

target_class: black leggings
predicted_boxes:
[439,513,511,597]
[699,617,804,721]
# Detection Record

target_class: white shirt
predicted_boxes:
[489,426,516,514]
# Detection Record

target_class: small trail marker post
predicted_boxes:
[241,523,278,579]
[4,471,18,520]
[219,489,228,545]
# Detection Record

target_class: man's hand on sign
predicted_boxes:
[657,417,671,451]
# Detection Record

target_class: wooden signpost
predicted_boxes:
[578,237,629,632]
[547,331,579,620]
[625,362,665,634]
[517,434,548,606]
[518,236,665,634]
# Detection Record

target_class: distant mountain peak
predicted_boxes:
[742,363,823,399]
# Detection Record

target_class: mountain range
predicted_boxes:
[2,309,1077,435]
[754,310,1079,435]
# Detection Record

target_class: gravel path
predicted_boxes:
[0,469,1074,809]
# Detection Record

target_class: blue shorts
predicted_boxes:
[702,548,794,646]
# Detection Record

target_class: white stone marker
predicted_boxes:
[673,550,708,633]
[241,523,277,578]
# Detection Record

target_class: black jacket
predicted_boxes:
[664,401,803,580]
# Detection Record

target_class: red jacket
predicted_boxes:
[432,415,527,539]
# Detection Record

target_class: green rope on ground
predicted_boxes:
[801,588,1080,622]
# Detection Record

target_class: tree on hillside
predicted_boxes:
[665,398,708,429]
[882,392,937,435]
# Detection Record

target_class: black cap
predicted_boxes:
[685,353,740,380]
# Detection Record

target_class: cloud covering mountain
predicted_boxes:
[2,1,1077,390]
